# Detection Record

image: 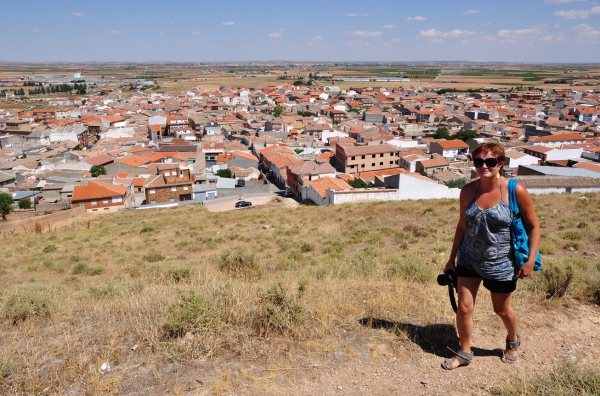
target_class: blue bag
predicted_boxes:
[508,179,542,271]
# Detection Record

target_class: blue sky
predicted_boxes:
[1,0,599,62]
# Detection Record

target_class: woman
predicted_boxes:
[441,142,540,370]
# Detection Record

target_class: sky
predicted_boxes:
[1,0,599,63]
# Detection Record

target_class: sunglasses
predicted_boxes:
[473,157,499,168]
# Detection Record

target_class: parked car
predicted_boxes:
[235,200,252,208]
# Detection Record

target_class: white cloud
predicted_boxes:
[554,6,600,18]
[545,0,586,3]
[268,32,282,38]
[72,12,85,17]
[383,24,398,29]
[32,28,38,33]
[311,35,323,41]
[290,22,298,26]
[349,30,382,37]
[346,13,369,17]
[481,21,492,26]
[159,30,167,35]
[496,26,546,42]
[222,21,235,26]
[406,16,427,21]
[346,40,371,49]
[392,38,402,42]
[573,23,600,39]
[420,29,475,38]
[192,30,201,35]
[463,10,479,15]
[109,30,121,35]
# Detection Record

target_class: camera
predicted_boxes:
[437,269,457,289]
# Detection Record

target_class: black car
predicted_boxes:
[235,200,252,208]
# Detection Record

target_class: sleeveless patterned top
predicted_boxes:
[457,182,514,277]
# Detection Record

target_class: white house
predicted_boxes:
[504,150,540,169]
[386,173,461,200]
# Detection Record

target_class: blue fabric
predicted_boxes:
[508,179,542,271]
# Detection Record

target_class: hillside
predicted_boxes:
[0,193,599,395]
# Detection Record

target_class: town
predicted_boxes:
[0,65,599,225]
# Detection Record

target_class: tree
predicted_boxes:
[90,165,107,178]
[293,79,305,86]
[347,179,369,189]
[433,127,451,140]
[453,129,477,142]
[445,179,467,189]
[0,193,13,221]
[272,105,284,117]
[216,169,232,178]
[18,199,31,209]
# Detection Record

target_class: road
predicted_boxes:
[201,191,297,212]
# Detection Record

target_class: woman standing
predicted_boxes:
[442,142,540,370]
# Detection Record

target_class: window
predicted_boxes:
[372,154,376,158]
[171,187,177,192]
[390,161,394,165]
[170,198,175,202]
[351,156,355,160]
[361,155,365,159]
[183,186,189,190]
[92,209,98,212]
[104,207,110,211]
[380,162,383,166]
[103,199,108,204]
[112,197,123,203]
[180,170,184,177]
[149,189,156,194]
[350,165,355,169]
[361,164,365,168]
[380,154,384,157]
[371,163,375,166]
[151,200,156,204]
[91,201,97,206]
[164,171,170,176]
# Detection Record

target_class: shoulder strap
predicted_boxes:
[508,179,519,215]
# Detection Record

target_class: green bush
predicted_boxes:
[18,200,31,209]
[42,245,57,253]
[88,281,121,299]
[562,230,582,240]
[143,252,165,263]
[386,253,435,282]
[140,226,155,233]
[539,240,556,255]
[164,290,221,338]
[166,266,195,283]
[3,286,57,324]
[71,263,104,276]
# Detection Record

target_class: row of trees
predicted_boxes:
[28,83,87,96]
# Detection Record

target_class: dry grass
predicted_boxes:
[0,193,599,393]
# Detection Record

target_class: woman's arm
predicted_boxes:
[515,182,541,279]
[444,183,473,273]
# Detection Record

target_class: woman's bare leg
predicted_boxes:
[444,277,482,369]
[490,291,518,361]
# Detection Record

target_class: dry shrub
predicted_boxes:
[218,249,262,278]
[489,361,600,395]
[3,286,58,324]
[252,282,306,337]
[164,290,222,338]
[539,240,556,255]
[0,352,14,380]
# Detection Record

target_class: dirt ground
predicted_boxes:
[97,302,599,395]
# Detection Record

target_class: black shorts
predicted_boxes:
[455,265,517,294]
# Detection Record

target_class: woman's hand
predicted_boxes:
[444,259,456,274]
[517,262,534,279]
